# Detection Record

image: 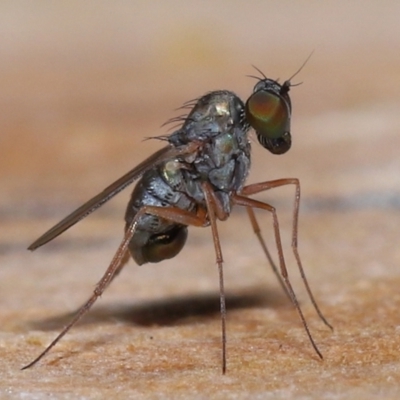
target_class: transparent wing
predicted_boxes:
[29,143,197,250]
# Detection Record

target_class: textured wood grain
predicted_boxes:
[1,2,400,399]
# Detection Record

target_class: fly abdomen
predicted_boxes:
[125,161,194,265]
[131,225,188,265]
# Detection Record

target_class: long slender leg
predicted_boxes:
[233,194,323,359]
[22,221,135,370]
[201,182,229,374]
[152,184,230,374]
[246,206,291,300]
[22,204,209,370]
[242,179,333,331]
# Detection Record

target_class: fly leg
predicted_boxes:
[22,204,208,370]
[241,179,333,331]
[200,182,232,374]
[233,193,324,359]
[246,206,291,301]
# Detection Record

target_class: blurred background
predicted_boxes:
[2,1,400,201]
[1,1,400,398]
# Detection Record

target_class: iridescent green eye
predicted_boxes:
[245,90,290,140]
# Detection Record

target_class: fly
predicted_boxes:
[23,57,332,373]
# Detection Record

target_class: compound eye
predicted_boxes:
[245,90,291,140]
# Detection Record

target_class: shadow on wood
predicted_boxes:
[25,285,290,330]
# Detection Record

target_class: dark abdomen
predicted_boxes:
[124,165,194,265]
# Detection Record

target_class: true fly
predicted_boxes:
[23,58,332,373]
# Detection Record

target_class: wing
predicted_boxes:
[28,143,199,251]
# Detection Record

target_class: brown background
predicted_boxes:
[1,1,400,399]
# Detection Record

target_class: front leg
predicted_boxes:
[240,179,332,331]
[233,192,324,360]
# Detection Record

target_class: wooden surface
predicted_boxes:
[1,2,400,399]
